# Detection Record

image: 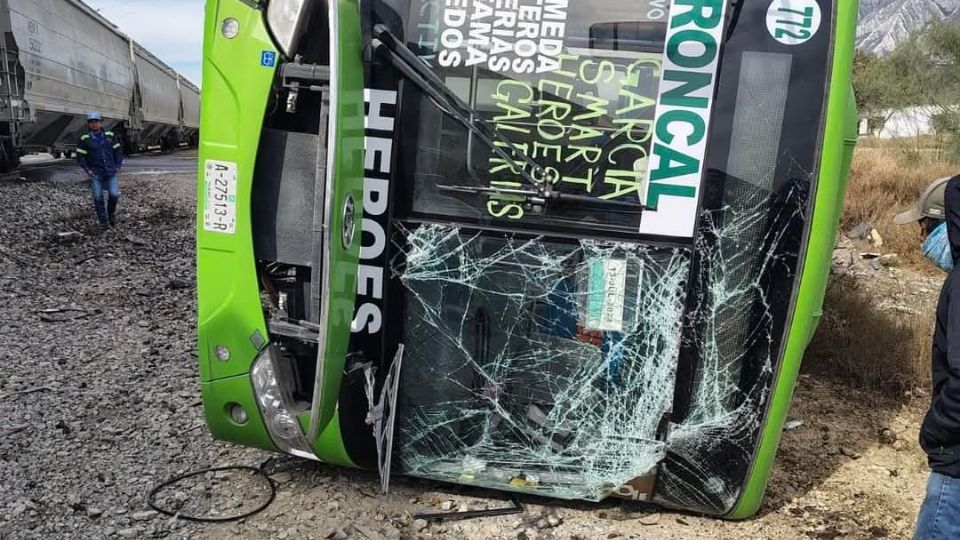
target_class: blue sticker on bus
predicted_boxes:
[260,51,277,67]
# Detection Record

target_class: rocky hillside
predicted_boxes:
[857,0,960,54]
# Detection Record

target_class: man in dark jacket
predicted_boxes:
[76,112,124,228]
[897,175,960,539]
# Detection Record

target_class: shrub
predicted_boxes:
[842,148,956,269]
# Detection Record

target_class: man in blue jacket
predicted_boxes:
[897,175,960,539]
[76,112,124,228]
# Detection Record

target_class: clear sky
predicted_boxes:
[84,0,205,86]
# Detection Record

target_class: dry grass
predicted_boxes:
[805,274,934,392]
[842,148,957,269]
[803,145,953,392]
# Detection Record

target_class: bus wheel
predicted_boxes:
[51,151,62,159]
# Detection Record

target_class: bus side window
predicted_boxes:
[588,22,666,53]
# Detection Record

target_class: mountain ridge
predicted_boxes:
[857,0,960,55]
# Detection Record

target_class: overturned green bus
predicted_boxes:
[197,0,859,518]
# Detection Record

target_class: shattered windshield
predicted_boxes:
[398,1,668,234]
[389,182,809,503]
[394,225,689,499]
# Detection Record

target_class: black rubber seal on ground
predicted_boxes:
[146,466,276,523]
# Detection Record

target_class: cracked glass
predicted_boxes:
[393,223,689,500]
[390,178,807,507]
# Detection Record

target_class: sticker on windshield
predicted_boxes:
[639,0,729,239]
[767,0,822,46]
[585,258,628,333]
[204,160,237,235]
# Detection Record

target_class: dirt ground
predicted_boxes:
[0,154,936,539]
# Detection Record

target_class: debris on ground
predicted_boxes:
[846,222,874,240]
[784,420,805,431]
[878,428,898,445]
[879,254,900,268]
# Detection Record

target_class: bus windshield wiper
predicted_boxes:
[371,25,553,198]
[438,185,645,214]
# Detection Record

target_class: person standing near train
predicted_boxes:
[76,112,124,229]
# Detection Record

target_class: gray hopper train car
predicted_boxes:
[0,0,201,170]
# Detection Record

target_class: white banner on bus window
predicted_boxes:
[639,0,728,239]
[436,0,571,75]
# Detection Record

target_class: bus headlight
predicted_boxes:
[265,0,311,57]
[250,348,317,459]
[221,18,240,39]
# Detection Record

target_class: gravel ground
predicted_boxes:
[0,156,935,539]
[0,155,263,539]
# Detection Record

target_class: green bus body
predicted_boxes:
[197,0,859,518]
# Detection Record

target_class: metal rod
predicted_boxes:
[413,497,524,523]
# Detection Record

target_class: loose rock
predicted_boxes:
[840,446,862,460]
[832,248,854,267]
[879,428,898,445]
[327,528,349,540]
[784,420,804,431]
[131,510,157,521]
[846,222,873,240]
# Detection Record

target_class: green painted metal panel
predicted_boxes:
[197,0,277,383]
[202,374,278,451]
[309,0,366,437]
[198,0,364,466]
[727,1,859,519]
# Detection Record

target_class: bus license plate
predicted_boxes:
[204,160,237,235]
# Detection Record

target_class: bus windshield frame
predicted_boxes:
[358,0,837,512]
